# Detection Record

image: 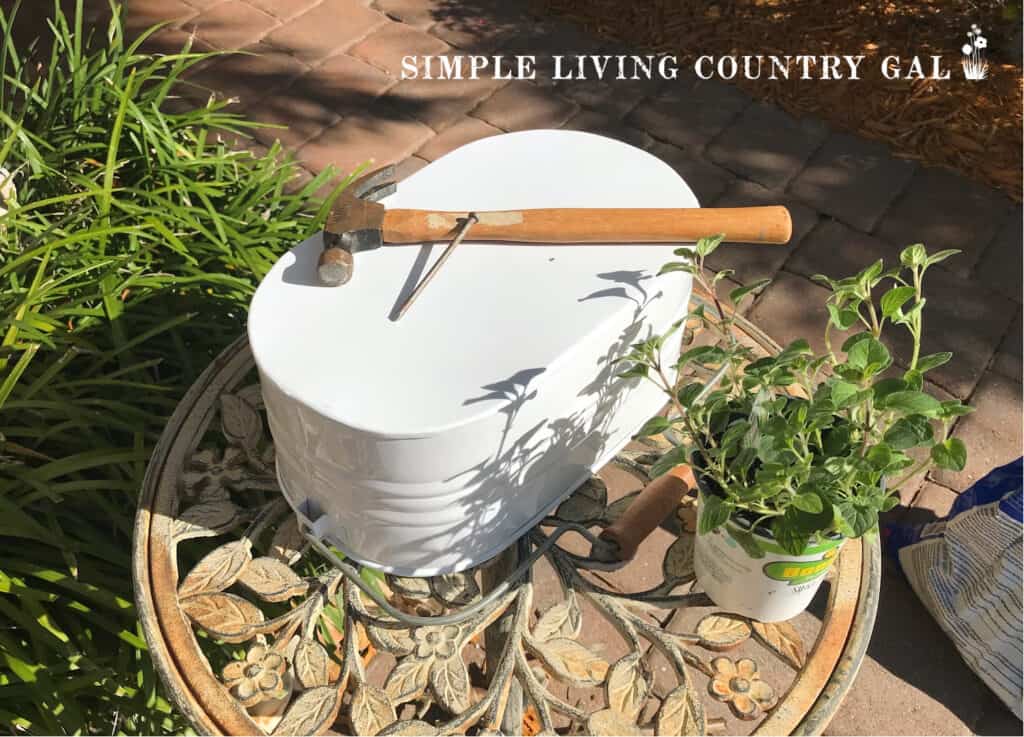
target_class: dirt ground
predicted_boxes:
[534,0,1023,200]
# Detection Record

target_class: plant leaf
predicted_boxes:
[728,279,771,305]
[883,415,934,450]
[900,243,927,267]
[915,352,952,373]
[651,443,689,479]
[866,444,895,469]
[698,494,730,534]
[846,335,891,377]
[938,401,974,419]
[903,368,924,390]
[793,492,824,514]
[772,515,811,555]
[658,262,694,276]
[931,438,967,471]
[924,249,960,268]
[880,286,916,318]
[830,381,860,408]
[618,363,648,380]
[835,500,877,538]
[695,233,724,257]
[877,390,942,416]
[776,339,812,363]
[728,525,765,559]
[871,377,907,403]
[636,415,670,438]
[677,345,727,369]
[826,303,859,330]
[839,333,870,355]
[676,383,704,408]
[857,259,884,290]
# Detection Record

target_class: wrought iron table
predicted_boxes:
[133,309,880,736]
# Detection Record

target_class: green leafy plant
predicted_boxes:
[621,236,970,556]
[0,1,348,732]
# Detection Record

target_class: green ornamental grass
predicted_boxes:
[0,1,349,732]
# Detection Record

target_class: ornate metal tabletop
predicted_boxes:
[133,309,880,736]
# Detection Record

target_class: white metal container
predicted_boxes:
[248,130,696,576]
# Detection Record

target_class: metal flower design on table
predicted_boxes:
[412,625,461,659]
[223,644,289,707]
[183,446,248,501]
[708,657,777,720]
[155,381,831,737]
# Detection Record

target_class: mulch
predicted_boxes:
[533,0,1022,201]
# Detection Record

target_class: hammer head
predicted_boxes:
[319,164,397,286]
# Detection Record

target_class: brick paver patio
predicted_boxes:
[111,0,1023,732]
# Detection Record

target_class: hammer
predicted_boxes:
[319,164,792,287]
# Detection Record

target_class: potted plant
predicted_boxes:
[619,236,970,621]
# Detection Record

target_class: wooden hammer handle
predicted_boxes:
[382,206,791,245]
[599,464,696,562]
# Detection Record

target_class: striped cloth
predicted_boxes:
[888,458,1023,719]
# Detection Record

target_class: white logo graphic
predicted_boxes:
[962,24,988,80]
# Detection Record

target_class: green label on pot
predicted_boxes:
[762,549,838,585]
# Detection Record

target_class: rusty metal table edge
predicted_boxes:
[132,333,882,737]
[133,335,255,736]
[793,534,882,736]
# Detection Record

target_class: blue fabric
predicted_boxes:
[885,457,1023,556]
[949,457,1023,522]
[886,457,1023,719]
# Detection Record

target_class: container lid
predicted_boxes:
[248,130,698,437]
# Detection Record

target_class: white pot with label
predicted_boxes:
[694,493,845,622]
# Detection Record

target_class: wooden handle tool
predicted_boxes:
[382,206,792,246]
[597,464,696,562]
[320,163,793,287]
